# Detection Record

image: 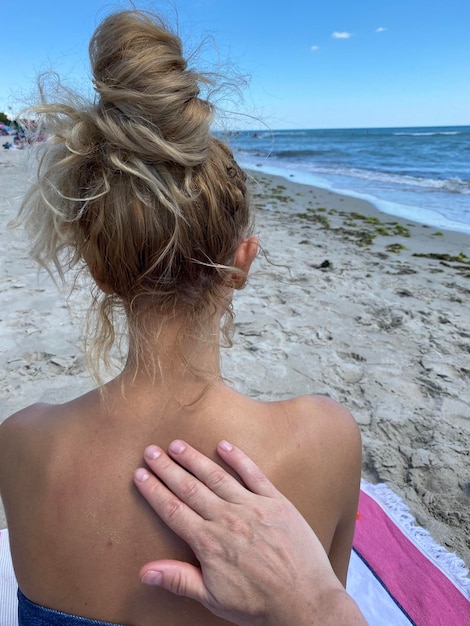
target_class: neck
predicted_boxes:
[119,310,223,393]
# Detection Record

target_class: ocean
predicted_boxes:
[226,126,470,236]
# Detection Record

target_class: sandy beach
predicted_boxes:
[0,147,469,568]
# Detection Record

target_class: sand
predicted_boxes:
[0,148,469,568]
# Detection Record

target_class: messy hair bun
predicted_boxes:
[90,10,213,165]
[18,9,251,377]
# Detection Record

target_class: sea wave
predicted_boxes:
[393,131,461,136]
[314,166,470,195]
[271,149,339,158]
[250,131,310,138]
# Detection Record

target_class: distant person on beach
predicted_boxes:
[0,9,361,626]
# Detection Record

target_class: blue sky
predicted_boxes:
[1,0,469,129]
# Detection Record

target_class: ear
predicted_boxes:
[232,235,258,288]
[94,276,114,295]
[85,254,114,295]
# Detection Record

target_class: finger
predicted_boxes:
[216,440,280,498]
[164,440,253,504]
[140,444,232,519]
[140,559,209,604]
[133,466,205,542]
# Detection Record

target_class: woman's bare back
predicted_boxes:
[0,382,361,626]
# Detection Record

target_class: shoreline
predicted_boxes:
[245,165,470,245]
[240,161,470,238]
[0,150,469,568]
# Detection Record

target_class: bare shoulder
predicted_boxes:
[268,394,362,583]
[302,393,362,476]
[0,403,52,474]
[287,393,355,419]
[295,396,362,583]
[0,402,51,437]
[278,394,361,449]
[263,393,362,490]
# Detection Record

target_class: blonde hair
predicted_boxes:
[18,10,251,378]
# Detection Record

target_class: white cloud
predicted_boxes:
[310,45,319,51]
[376,27,387,32]
[332,31,352,39]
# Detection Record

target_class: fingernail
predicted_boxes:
[141,570,163,585]
[169,440,186,454]
[134,468,150,483]
[144,445,162,461]
[219,440,233,452]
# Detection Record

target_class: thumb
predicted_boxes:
[140,560,208,602]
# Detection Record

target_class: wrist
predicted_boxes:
[260,582,366,626]
[309,587,367,626]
